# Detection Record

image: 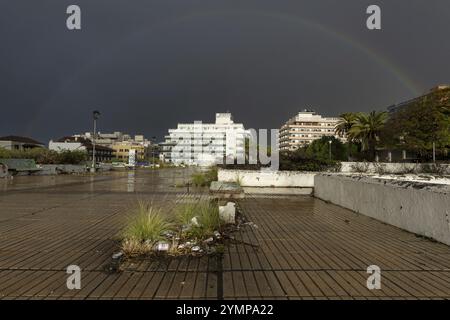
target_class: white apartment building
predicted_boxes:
[279,110,341,151]
[162,113,247,166]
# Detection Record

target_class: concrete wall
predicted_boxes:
[0,164,7,178]
[218,169,315,187]
[340,162,450,174]
[98,163,113,172]
[314,174,450,246]
[48,141,86,152]
[33,164,87,175]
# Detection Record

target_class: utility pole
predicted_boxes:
[91,110,100,173]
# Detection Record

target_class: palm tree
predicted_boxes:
[348,111,388,160]
[335,112,357,138]
[335,112,358,160]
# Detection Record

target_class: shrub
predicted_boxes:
[56,150,87,164]
[279,149,341,172]
[373,163,388,175]
[0,147,86,164]
[350,161,370,173]
[399,164,418,174]
[191,172,207,187]
[305,136,348,161]
[421,163,446,176]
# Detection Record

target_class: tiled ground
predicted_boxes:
[0,169,449,299]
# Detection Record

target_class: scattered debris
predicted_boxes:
[203,237,214,244]
[154,241,170,252]
[112,252,124,260]
[243,221,258,229]
[219,202,236,224]
[117,199,259,271]
[191,217,200,227]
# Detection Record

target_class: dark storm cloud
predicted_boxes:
[1,0,449,143]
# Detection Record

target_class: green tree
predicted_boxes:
[305,136,347,161]
[382,88,450,159]
[348,111,388,160]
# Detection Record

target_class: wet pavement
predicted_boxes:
[0,169,449,299]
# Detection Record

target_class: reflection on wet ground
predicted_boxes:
[0,168,449,299]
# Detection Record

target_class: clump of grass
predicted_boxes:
[121,201,174,256]
[191,166,218,187]
[196,201,221,235]
[174,182,187,188]
[175,200,221,240]
[121,238,153,256]
[191,172,207,187]
[174,202,197,226]
[234,174,243,186]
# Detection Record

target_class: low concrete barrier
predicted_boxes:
[34,164,87,175]
[218,169,315,187]
[340,162,450,174]
[314,174,450,246]
[98,164,113,172]
[0,163,8,178]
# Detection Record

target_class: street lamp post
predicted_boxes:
[151,136,156,168]
[432,142,436,163]
[91,111,101,173]
[328,139,332,160]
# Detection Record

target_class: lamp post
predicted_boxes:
[432,142,436,163]
[328,139,332,160]
[151,136,157,168]
[91,110,101,173]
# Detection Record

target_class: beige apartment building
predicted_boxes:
[279,110,341,151]
[112,142,146,162]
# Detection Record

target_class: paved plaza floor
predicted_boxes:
[0,169,449,299]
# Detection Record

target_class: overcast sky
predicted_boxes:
[1,0,449,143]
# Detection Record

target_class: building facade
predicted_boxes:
[73,132,152,162]
[49,136,114,162]
[111,142,146,162]
[387,85,450,114]
[279,110,341,151]
[162,113,247,166]
[0,136,45,151]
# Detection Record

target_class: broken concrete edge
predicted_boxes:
[317,173,450,195]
